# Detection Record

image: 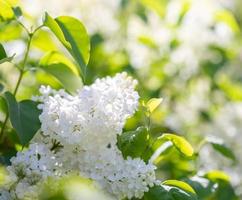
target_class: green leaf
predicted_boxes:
[0,43,15,64]
[148,140,173,163]
[215,10,240,33]
[204,170,230,183]
[143,184,197,200]
[159,134,194,157]
[43,13,90,78]
[117,126,149,159]
[163,180,196,194]
[0,54,15,64]
[202,171,238,200]
[207,137,236,161]
[0,23,22,42]
[146,98,163,114]
[0,95,7,113]
[4,92,41,145]
[183,176,217,200]
[217,74,242,101]
[138,35,157,48]
[142,133,193,163]
[214,180,238,200]
[0,43,7,60]
[0,0,14,21]
[32,30,58,52]
[140,0,168,17]
[39,51,83,93]
[12,6,22,18]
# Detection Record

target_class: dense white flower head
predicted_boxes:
[8,143,57,178]
[2,73,157,200]
[37,72,139,146]
[0,189,11,200]
[77,145,157,199]
[4,143,58,199]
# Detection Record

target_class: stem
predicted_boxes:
[0,113,9,140]
[147,115,151,130]
[0,33,33,141]
[13,34,33,95]
[195,139,207,154]
[16,21,30,35]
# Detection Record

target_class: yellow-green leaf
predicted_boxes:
[159,133,194,157]
[140,0,168,17]
[204,170,230,183]
[0,0,14,21]
[215,10,240,33]
[39,51,83,93]
[146,98,163,114]
[162,180,196,194]
[32,30,58,52]
[144,184,198,200]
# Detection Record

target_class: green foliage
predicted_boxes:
[159,134,194,157]
[143,184,197,200]
[0,0,14,21]
[216,75,242,101]
[118,127,194,164]
[39,51,83,93]
[162,180,196,194]
[0,43,7,59]
[12,6,22,18]
[43,13,90,79]
[0,23,22,41]
[139,0,168,17]
[145,98,163,116]
[0,43,15,64]
[214,182,238,200]
[32,30,58,52]
[117,126,150,159]
[0,95,7,113]
[184,172,238,200]
[215,10,240,33]
[184,176,217,200]
[207,137,236,161]
[4,92,41,145]
[204,170,230,183]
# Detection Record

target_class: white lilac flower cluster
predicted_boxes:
[0,143,58,200]
[165,0,234,77]
[0,73,157,200]
[127,0,235,79]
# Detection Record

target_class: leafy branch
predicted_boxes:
[0,22,42,141]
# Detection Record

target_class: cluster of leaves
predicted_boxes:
[0,0,240,200]
[0,2,90,147]
[118,100,238,200]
